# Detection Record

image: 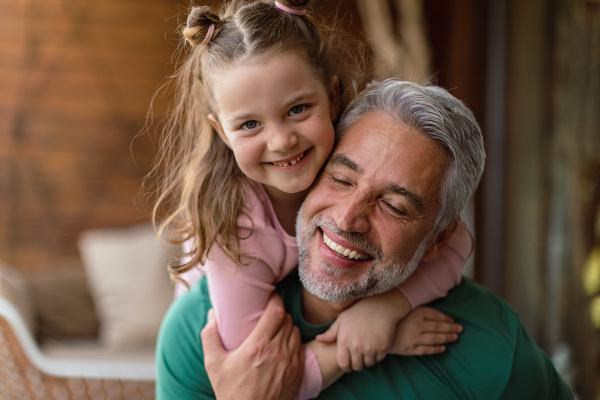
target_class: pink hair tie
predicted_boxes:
[201,23,215,45]
[275,1,307,16]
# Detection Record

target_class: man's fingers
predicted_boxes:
[287,325,301,352]
[201,309,226,358]
[249,294,286,341]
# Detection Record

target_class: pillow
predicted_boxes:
[0,261,36,332]
[78,223,175,351]
[26,260,99,340]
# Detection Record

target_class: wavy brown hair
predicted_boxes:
[147,0,371,289]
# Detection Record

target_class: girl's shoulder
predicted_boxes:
[240,179,278,230]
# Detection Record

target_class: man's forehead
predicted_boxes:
[329,111,448,203]
[332,111,406,164]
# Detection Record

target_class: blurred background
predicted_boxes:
[1,0,598,398]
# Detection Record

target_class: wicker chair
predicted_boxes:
[0,296,155,400]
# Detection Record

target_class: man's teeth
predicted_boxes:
[322,233,369,260]
[273,152,305,167]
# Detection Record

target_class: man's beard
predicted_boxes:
[296,212,433,302]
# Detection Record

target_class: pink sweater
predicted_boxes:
[176,179,473,399]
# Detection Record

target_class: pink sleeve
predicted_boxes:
[206,227,322,399]
[174,239,205,298]
[398,221,474,308]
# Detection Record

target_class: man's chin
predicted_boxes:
[299,263,374,302]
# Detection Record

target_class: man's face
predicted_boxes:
[297,111,450,301]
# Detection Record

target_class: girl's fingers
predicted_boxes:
[411,344,447,355]
[315,320,339,343]
[362,352,377,368]
[351,353,365,371]
[337,347,352,373]
[417,332,459,346]
[419,319,463,334]
[418,307,455,323]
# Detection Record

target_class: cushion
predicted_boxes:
[0,261,36,332]
[78,223,175,351]
[26,260,99,340]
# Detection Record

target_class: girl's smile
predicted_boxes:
[267,149,309,169]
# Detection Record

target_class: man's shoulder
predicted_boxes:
[434,278,521,334]
[319,278,572,399]
[425,278,571,399]
[156,279,214,399]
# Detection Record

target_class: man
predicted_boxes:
[156,79,573,399]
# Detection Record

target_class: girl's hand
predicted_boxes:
[315,291,411,373]
[391,306,462,356]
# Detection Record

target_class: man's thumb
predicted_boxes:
[315,320,339,343]
[201,309,225,356]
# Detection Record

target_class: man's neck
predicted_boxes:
[301,288,357,325]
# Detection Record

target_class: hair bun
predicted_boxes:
[183,6,222,47]
[276,0,312,12]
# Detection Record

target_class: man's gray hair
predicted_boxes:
[336,79,486,232]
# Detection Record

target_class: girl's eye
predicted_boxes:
[288,104,307,116]
[240,120,259,130]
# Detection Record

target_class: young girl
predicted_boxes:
[151,0,472,398]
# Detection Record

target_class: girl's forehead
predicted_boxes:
[212,50,328,96]
[215,48,324,84]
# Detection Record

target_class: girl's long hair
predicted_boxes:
[146,0,371,288]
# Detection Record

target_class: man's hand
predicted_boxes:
[201,294,304,400]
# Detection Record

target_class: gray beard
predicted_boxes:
[297,214,433,302]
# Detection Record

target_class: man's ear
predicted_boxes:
[328,75,340,121]
[208,113,231,148]
[421,221,459,262]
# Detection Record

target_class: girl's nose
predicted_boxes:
[267,126,297,153]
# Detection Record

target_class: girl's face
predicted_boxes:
[209,50,338,196]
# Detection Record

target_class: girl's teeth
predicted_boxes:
[322,233,368,260]
[273,152,304,167]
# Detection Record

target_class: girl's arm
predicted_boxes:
[316,221,473,371]
[398,220,473,308]
[204,228,324,400]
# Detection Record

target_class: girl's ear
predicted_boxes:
[328,75,340,120]
[208,113,231,148]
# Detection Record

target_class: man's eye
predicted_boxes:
[331,176,351,186]
[383,201,406,216]
[241,120,259,130]
[288,104,307,116]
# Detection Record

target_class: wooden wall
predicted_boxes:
[0,0,181,271]
[0,0,365,274]
[0,0,486,277]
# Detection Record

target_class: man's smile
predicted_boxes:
[322,232,370,260]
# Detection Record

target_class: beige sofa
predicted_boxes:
[0,223,177,400]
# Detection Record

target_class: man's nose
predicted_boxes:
[267,125,298,153]
[332,192,370,233]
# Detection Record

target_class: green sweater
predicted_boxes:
[156,275,573,399]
